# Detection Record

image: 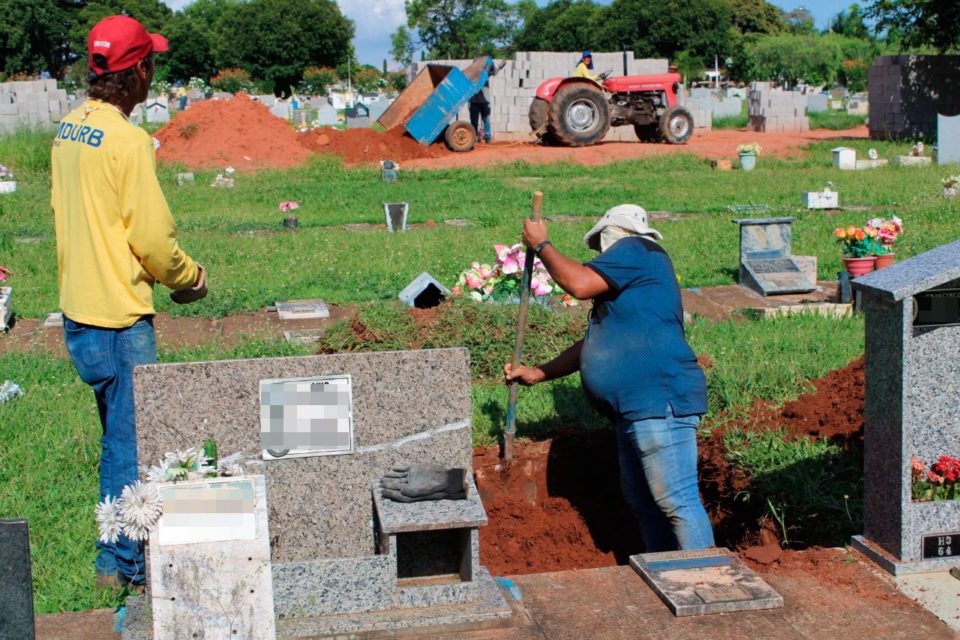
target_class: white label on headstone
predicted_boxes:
[157,479,257,546]
[259,375,354,459]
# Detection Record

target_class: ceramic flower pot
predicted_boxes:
[739,153,757,172]
[842,256,877,277]
[874,253,895,270]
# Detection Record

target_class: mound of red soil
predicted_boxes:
[298,126,450,164]
[155,94,312,171]
[475,357,865,575]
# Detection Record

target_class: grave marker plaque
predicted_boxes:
[732,217,816,296]
[0,519,35,640]
[851,240,960,574]
[274,299,329,320]
[384,202,409,232]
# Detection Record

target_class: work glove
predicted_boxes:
[170,264,207,304]
[380,464,467,502]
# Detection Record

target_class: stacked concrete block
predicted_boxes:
[414,51,669,142]
[807,94,829,113]
[748,82,809,133]
[0,79,71,134]
[868,55,960,140]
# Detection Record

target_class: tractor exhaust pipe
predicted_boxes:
[622,42,628,75]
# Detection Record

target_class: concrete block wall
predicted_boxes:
[684,88,741,120]
[0,80,77,134]
[868,55,960,140]
[748,82,809,133]
[415,51,671,142]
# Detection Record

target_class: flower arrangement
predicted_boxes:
[737,143,761,155]
[452,243,576,306]
[0,266,10,282]
[0,163,14,181]
[942,175,960,190]
[95,443,246,544]
[833,225,877,258]
[865,216,903,254]
[912,455,960,502]
[279,200,300,213]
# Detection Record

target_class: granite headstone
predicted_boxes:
[937,114,960,165]
[851,241,960,574]
[0,519,35,640]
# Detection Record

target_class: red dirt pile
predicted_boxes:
[298,126,450,164]
[475,357,866,575]
[155,94,312,171]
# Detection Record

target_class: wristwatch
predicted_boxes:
[534,240,552,256]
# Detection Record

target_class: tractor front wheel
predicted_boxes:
[444,120,477,152]
[659,106,694,145]
[547,84,610,147]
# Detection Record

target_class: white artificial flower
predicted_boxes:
[95,496,123,544]
[145,458,172,483]
[123,521,151,542]
[119,481,163,531]
[217,452,246,477]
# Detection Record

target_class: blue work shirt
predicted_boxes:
[580,236,707,421]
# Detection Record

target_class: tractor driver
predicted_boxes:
[574,50,600,82]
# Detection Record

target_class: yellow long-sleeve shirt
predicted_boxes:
[51,100,198,328]
[574,62,600,82]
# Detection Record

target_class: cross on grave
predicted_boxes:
[122,349,511,638]
[850,241,960,575]
[0,519,36,639]
[732,217,816,296]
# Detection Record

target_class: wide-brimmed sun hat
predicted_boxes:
[583,204,663,251]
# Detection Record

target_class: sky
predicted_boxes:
[160,0,860,68]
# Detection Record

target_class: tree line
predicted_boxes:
[1,0,957,95]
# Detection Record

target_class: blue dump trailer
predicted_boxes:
[377,57,495,152]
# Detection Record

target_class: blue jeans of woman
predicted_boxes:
[63,316,156,584]
[616,405,715,552]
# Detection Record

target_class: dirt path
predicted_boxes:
[402,127,869,170]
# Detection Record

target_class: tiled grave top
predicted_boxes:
[852,240,960,301]
[373,476,487,534]
[731,216,795,226]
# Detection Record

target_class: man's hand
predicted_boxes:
[504,363,546,386]
[170,264,207,304]
[381,464,467,502]
[522,219,548,250]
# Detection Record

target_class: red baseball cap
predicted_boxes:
[88,16,169,76]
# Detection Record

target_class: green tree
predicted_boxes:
[673,50,705,85]
[783,7,816,34]
[728,0,785,35]
[391,25,416,66]
[601,0,734,63]
[865,0,960,52]
[69,0,173,62]
[830,3,870,39]
[215,0,353,96]
[405,0,521,59]
[0,0,77,76]
[353,65,384,93]
[514,0,604,52]
[385,70,409,92]
[750,33,843,86]
[160,12,217,82]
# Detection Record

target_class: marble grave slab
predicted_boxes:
[0,519,35,640]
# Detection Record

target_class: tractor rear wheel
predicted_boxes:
[528,97,555,144]
[658,106,694,144]
[547,84,610,147]
[444,120,477,152]
[634,123,661,142]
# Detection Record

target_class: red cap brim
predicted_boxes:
[150,33,169,54]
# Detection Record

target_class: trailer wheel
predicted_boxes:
[659,106,694,145]
[444,121,477,152]
[547,84,610,147]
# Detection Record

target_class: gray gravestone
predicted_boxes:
[383,202,409,232]
[0,520,36,640]
[731,217,816,296]
[367,99,392,123]
[806,94,829,113]
[144,96,169,124]
[398,272,450,309]
[315,103,339,126]
[851,241,960,574]
[123,349,510,638]
[937,114,960,165]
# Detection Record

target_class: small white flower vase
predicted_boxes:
[0,181,16,195]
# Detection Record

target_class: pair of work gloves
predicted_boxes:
[170,264,208,304]
[381,464,467,502]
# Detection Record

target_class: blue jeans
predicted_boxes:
[63,316,156,584]
[616,405,715,552]
[469,102,492,142]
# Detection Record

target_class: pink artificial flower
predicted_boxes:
[279,200,300,212]
[561,293,578,307]
[530,273,552,296]
[493,244,510,262]
[464,270,483,289]
[0,266,10,282]
[451,284,462,296]
[477,263,494,279]
[911,456,926,481]
[927,471,946,485]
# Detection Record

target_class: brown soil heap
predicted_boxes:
[154,94,312,171]
[297,126,450,164]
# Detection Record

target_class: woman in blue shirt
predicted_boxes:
[505,204,714,552]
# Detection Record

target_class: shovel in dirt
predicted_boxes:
[503,191,543,461]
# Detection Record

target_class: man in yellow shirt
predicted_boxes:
[574,50,600,82]
[51,15,207,588]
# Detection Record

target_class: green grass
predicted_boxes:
[807,110,868,130]
[724,427,862,547]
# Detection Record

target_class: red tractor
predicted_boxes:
[528,71,694,147]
